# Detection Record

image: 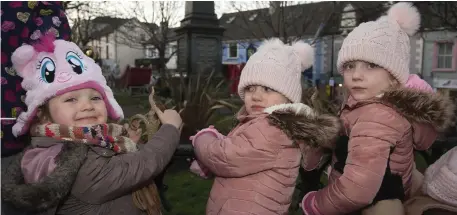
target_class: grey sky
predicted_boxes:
[66,1,315,27]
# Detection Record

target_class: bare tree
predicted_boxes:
[421,2,457,31]
[64,1,115,47]
[226,1,337,44]
[116,1,183,70]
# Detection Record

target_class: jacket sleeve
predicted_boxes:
[73,124,180,204]
[313,108,407,215]
[193,118,291,177]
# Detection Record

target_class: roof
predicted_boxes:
[219,1,388,41]
[89,16,159,40]
[89,16,131,39]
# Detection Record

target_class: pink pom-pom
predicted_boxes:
[292,41,314,71]
[257,38,285,53]
[387,2,420,36]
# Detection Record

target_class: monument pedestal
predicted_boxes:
[175,1,225,77]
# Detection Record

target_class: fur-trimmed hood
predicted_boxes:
[380,88,455,132]
[346,88,456,149]
[1,141,88,212]
[238,103,342,149]
[264,103,342,148]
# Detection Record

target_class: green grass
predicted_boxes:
[162,161,213,215]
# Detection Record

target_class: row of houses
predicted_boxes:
[85,1,457,99]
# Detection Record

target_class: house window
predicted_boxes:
[249,14,258,21]
[228,43,238,58]
[145,48,152,58]
[226,16,235,24]
[434,42,455,70]
[145,47,158,58]
[340,4,356,31]
[246,44,257,61]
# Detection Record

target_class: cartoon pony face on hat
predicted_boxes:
[11,34,123,137]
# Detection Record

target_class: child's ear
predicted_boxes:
[11,45,37,78]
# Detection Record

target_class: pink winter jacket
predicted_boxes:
[193,104,341,215]
[312,88,456,215]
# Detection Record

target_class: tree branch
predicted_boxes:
[115,1,183,69]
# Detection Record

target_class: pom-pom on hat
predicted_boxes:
[237,38,314,103]
[337,2,421,85]
[11,34,123,137]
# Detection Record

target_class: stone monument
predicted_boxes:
[174,1,225,77]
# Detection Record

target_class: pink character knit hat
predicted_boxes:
[11,34,123,137]
[337,2,421,84]
[237,38,314,103]
[422,147,457,207]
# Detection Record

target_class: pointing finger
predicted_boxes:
[151,104,163,116]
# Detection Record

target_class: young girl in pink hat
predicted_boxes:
[301,2,455,215]
[189,38,342,215]
[405,146,457,215]
[1,34,183,215]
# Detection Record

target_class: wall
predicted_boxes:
[410,34,423,75]
[422,31,457,89]
[89,21,146,73]
[321,35,344,85]
[116,42,144,73]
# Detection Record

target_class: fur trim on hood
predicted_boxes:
[1,143,88,212]
[345,88,456,151]
[264,103,342,148]
[380,88,455,132]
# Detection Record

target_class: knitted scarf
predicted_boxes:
[31,123,138,154]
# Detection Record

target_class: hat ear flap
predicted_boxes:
[11,45,37,78]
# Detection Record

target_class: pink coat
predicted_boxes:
[193,104,341,215]
[312,88,455,215]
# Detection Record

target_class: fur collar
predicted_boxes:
[347,88,456,132]
[1,143,88,212]
[264,103,342,148]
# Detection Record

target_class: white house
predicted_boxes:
[143,40,178,70]
[86,17,151,73]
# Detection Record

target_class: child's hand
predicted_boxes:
[153,105,183,131]
[190,159,212,179]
